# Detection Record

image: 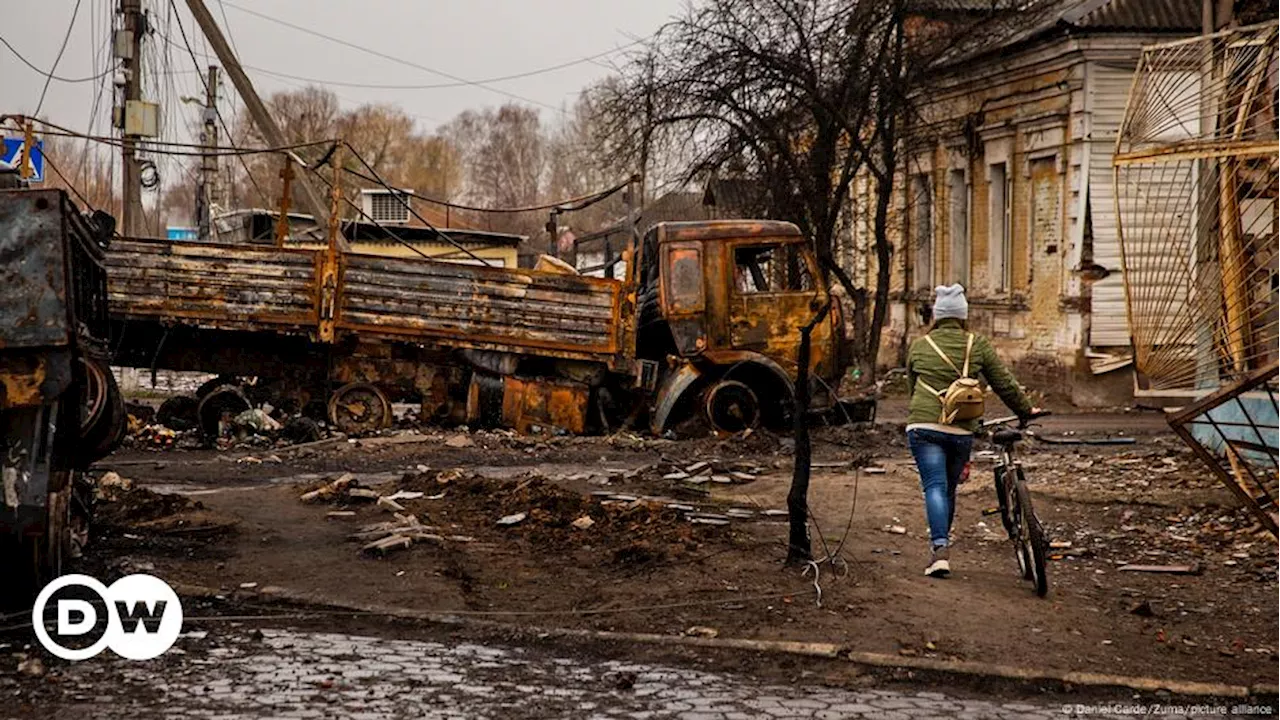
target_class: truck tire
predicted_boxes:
[156,395,199,432]
[197,385,252,441]
[328,382,391,435]
[703,380,760,434]
[77,358,126,467]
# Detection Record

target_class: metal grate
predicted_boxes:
[1167,361,1279,535]
[1113,22,1279,393]
[364,190,410,225]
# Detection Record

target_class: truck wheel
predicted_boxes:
[156,395,199,431]
[197,385,252,441]
[328,382,391,435]
[703,379,760,434]
[77,358,126,467]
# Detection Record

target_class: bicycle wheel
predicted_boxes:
[993,464,1016,538]
[1007,480,1033,580]
[1015,471,1049,597]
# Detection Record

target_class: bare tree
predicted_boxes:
[597,0,904,374]
[441,104,548,235]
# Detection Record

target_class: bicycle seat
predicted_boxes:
[992,428,1023,445]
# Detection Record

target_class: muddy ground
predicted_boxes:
[81,406,1278,689]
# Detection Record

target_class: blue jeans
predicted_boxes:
[907,429,974,548]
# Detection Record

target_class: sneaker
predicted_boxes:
[925,546,951,578]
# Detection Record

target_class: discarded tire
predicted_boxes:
[156,395,200,432]
[197,384,252,440]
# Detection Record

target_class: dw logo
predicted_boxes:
[31,574,183,661]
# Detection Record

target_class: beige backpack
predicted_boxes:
[917,332,985,424]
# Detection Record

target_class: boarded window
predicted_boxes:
[734,244,813,294]
[948,169,970,286]
[912,173,934,290]
[665,245,704,313]
[989,162,1012,292]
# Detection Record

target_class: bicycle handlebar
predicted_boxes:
[980,409,1052,430]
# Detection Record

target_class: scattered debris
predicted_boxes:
[377,496,406,512]
[1129,600,1155,617]
[299,474,356,503]
[98,471,134,493]
[684,626,719,639]
[17,656,45,678]
[445,434,475,449]
[882,525,907,535]
[350,513,474,555]
[497,512,528,527]
[864,466,887,475]
[571,516,595,530]
[1117,563,1202,575]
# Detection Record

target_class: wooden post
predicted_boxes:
[120,0,144,235]
[275,155,294,247]
[19,119,34,180]
[183,0,344,249]
[316,146,343,343]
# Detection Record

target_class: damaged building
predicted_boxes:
[844,0,1202,406]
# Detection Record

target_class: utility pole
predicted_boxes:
[195,65,219,240]
[119,0,145,236]
[183,0,345,249]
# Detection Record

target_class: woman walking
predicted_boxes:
[906,285,1037,578]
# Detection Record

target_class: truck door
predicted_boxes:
[727,241,830,370]
[658,241,707,355]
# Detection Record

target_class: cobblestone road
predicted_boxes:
[5,628,1226,719]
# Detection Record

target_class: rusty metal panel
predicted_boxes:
[337,254,621,360]
[106,238,321,331]
[0,190,71,349]
[500,376,589,435]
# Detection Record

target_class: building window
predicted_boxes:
[989,162,1012,293]
[912,173,933,291]
[948,169,970,286]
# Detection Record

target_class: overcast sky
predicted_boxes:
[2,0,683,139]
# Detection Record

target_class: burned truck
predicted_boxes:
[105,219,851,437]
[0,189,123,597]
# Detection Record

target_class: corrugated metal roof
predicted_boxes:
[927,0,1202,67]
[1062,0,1200,31]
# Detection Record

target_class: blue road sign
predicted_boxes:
[1,137,44,182]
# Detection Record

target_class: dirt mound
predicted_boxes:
[96,483,235,536]
[396,472,721,565]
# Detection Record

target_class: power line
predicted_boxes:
[34,0,84,118]
[166,0,271,207]
[241,39,646,91]
[151,29,441,125]
[0,35,109,85]
[218,0,564,113]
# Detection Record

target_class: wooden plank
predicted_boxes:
[342,269,617,309]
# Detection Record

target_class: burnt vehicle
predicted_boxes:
[0,188,123,597]
[105,218,853,437]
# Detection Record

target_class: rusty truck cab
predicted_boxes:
[638,220,846,434]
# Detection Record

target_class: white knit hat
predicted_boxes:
[933,284,969,320]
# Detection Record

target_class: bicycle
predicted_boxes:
[981,410,1052,597]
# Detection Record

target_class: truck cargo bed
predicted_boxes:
[105,237,623,365]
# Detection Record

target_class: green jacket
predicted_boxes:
[905,319,1032,432]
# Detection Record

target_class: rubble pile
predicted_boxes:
[385,471,734,565]
[94,471,235,536]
